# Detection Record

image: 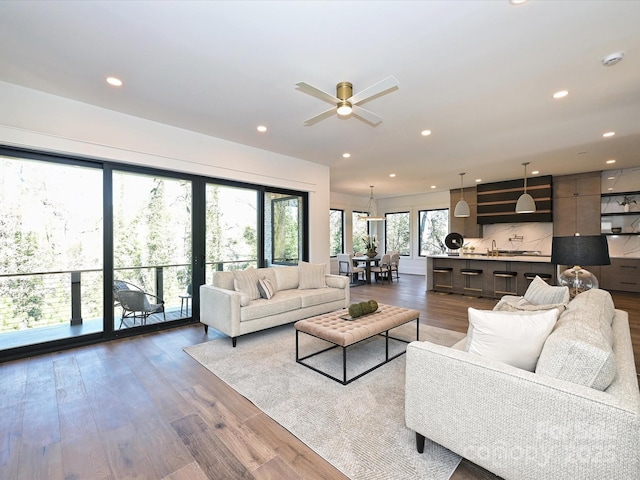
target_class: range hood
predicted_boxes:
[476,175,553,224]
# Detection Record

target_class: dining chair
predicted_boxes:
[337,253,365,285]
[390,253,400,280]
[370,254,392,284]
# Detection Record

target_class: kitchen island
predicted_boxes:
[426,253,555,298]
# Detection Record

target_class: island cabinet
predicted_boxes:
[600,258,640,293]
[553,172,601,236]
[428,256,555,298]
[449,187,482,238]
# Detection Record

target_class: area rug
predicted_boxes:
[184,322,465,480]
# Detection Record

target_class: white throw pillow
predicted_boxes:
[466,307,559,371]
[298,261,326,289]
[524,276,570,306]
[233,268,261,302]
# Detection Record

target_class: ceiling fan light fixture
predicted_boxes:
[516,162,536,214]
[336,100,353,116]
[454,173,470,218]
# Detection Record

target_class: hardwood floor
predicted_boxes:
[1,275,638,480]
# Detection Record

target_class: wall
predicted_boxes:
[0,81,331,265]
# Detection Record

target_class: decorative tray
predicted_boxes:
[339,310,380,321]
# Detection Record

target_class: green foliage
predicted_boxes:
[348,299,378,318]
[348,303,363,318]
[386,212,410,255]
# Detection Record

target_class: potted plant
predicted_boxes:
[363,235,378,257]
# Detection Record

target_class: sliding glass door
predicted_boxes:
[112,171,192,329]
[0,154,103,349]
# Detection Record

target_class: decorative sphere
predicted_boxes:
[557,267,599,298]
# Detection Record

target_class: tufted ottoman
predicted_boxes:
[295,303,420,384]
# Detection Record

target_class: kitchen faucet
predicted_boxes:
[491,240,497,257]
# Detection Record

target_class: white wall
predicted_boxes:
[0,81,331,265]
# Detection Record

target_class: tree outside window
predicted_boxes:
[352,210,369,254]
[418,208,449,256]
[385,212,410,255]
[329,209,344,257]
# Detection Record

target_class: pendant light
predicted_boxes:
[515,162,536,213]
[363,185,385,222]
[454,173,470,218]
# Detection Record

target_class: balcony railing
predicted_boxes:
[0,259,258,334]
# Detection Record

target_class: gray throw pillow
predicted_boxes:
[524,276,570,305]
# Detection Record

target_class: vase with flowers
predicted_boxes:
[618,195,637,213]
[363,235,378,258]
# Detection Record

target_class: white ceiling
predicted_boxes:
[1,0,639,198]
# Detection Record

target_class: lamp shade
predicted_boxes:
[515,193,536,213]
[454,199,470,217]
[551,235,611,267]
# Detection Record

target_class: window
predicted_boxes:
[385,212,410,255]
[329,209,344,257]
[265,191,305,265]
[418,208,449,256]
[206,183,258,278]
[352,210,369,254]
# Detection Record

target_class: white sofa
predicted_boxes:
[405,287,640,479]
[200,263,349,346]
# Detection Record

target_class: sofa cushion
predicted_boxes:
[466,307,559,371]
[298,261,327,289]
[298,286,344,307]
[240,291,302,321]
[524,276,570,306]
[494,296,567,315]
[535,289,617,391]
[258,277,277,299]
[233,268,261,301]
[274,265,300,290]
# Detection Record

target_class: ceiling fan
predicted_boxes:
[295,76,399,126]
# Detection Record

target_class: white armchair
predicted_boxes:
[337,253,365,285]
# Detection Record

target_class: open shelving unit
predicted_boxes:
[600,191,640,235]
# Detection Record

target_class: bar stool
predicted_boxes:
[493,270,517,298]
[460,268,483,297]
[433,267,453,293]
[524,272,552,285]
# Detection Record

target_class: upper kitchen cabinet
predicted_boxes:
[553,172,601,236]
[450,187,482,238]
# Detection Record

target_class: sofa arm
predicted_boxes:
[325,274,350,306]
[405,341,640,480]
[200,284,242,338]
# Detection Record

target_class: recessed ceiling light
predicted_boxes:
[389,173,396,178]
[421,130,432,136]
[553,90,568,99]
[608,176,615,180]
[475,179,482,183]
[608,187,614,191]
[106,76,123,87]
[257,125,267,133]
[430,185,436,189]
[606,159,616,164]
[509,0,528,4]
[602,131,615,138]
[531,170,539,175]
[342,153,351,158]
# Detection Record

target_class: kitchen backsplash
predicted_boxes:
[462,222,640,258]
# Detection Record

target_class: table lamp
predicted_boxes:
[551,234,611,297]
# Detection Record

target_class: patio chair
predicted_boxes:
[113,280,165,328]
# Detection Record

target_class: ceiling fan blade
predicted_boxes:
[296,82,340,105]
[351,105,383,126]
[349,75,400,105]
[303,106,338,126]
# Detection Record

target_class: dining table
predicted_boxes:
[351,255,380,284]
